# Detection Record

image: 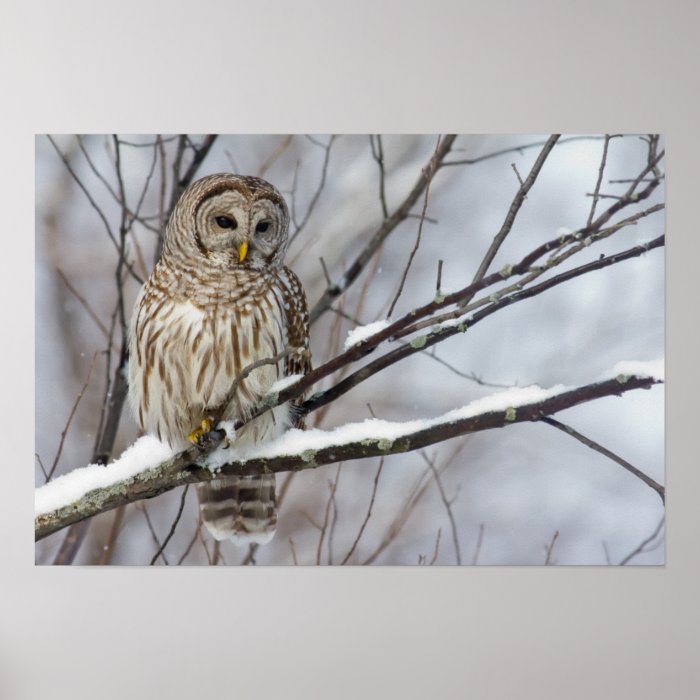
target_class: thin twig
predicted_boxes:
[370,134,389,219]
[544,530,559,565]
[420,451,462,564]
[93,303,118,456]
[363,460,435,565]
[510,162,524,187]
[387,135,441,318]
[257,135,294,178]
[316,464,342,565]
[429,529,442,565]
[310,135,457,324]
[467,134,560,295]
[289,538,299,565]
[443,135,607,167]
[435,259,444,293]
[47,351,99,482]
[36,454,48,481]
[319,257,332,286]
[290,135,336,243]
[177,518,201,565]
[418,349,513,387]
[47,135,118,249]
[341,457,384,565]
[619,517,665,565]
[149,485,190,565]
[540,417,664,502]
[327,473,341,565]
[211,346,300,427]
[471,524,485,565]
[587,134,614,227]
[140,503,167,564]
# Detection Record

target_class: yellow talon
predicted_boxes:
[187,418,212,446]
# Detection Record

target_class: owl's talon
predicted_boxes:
[187,419,213,447]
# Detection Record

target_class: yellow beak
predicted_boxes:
[238,240,249,262]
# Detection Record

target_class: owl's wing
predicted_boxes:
[280,266,312,428]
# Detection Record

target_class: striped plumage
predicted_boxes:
[128,173,311,544]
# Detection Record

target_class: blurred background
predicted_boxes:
[35,134,665,565]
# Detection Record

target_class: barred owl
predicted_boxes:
[128,173,311,544]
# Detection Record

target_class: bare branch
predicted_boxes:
[421,450,462,564]
[341,457,384,565]
[150,485,190,565]
[35,454,48,482]
[289,538,299,565]
[47,351,99,482]
[539,417,664,502]
[467,134,560,292]
[257,135,293,178]
[52,340,130,564]
[140,503,166,564]
[442,135,608,168]
[544,530,560,565]
[47,135,118,249]
[471,524,485,565]
[424,529,442,565]
[369,134,389,219]
[316,464,342,565]
[387,135,441,318]
[301,235,664,417]
[176,519,201,565]
[587,134,616,227]
[289,135,335,243]
[363,459,435,565]
[619,518,665,565]
[310,135,457,324]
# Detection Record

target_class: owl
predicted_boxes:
[128,173,311,545]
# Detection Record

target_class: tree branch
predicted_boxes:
[539,416,664,502]
[35,373,661,541]
[468,134,560,290]
[309,135,457,323]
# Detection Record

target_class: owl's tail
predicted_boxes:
[197,474,277,545]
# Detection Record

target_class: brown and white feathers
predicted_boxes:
[128,173,311,544]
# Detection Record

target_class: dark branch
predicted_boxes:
[35,373,661,541]
[539,417,664,502]
[309,135,457,324]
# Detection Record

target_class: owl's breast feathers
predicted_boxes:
[128,260,310,449]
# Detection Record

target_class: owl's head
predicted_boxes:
[165,173,290,269]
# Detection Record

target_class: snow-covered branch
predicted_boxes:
[35,364,663,541]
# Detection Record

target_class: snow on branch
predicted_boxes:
[344,320,390,350]
[35,364,663,541]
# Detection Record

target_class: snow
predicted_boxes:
[229,383,568,462]
[344,320,390,350]
[607,359,664,382]
[268,374,304,394]
[35,436,175,517]
[35,359,663,517]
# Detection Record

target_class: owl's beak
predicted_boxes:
[237,240,249,262]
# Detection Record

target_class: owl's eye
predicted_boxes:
[255,221,270,234]
[215,216,237,229]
